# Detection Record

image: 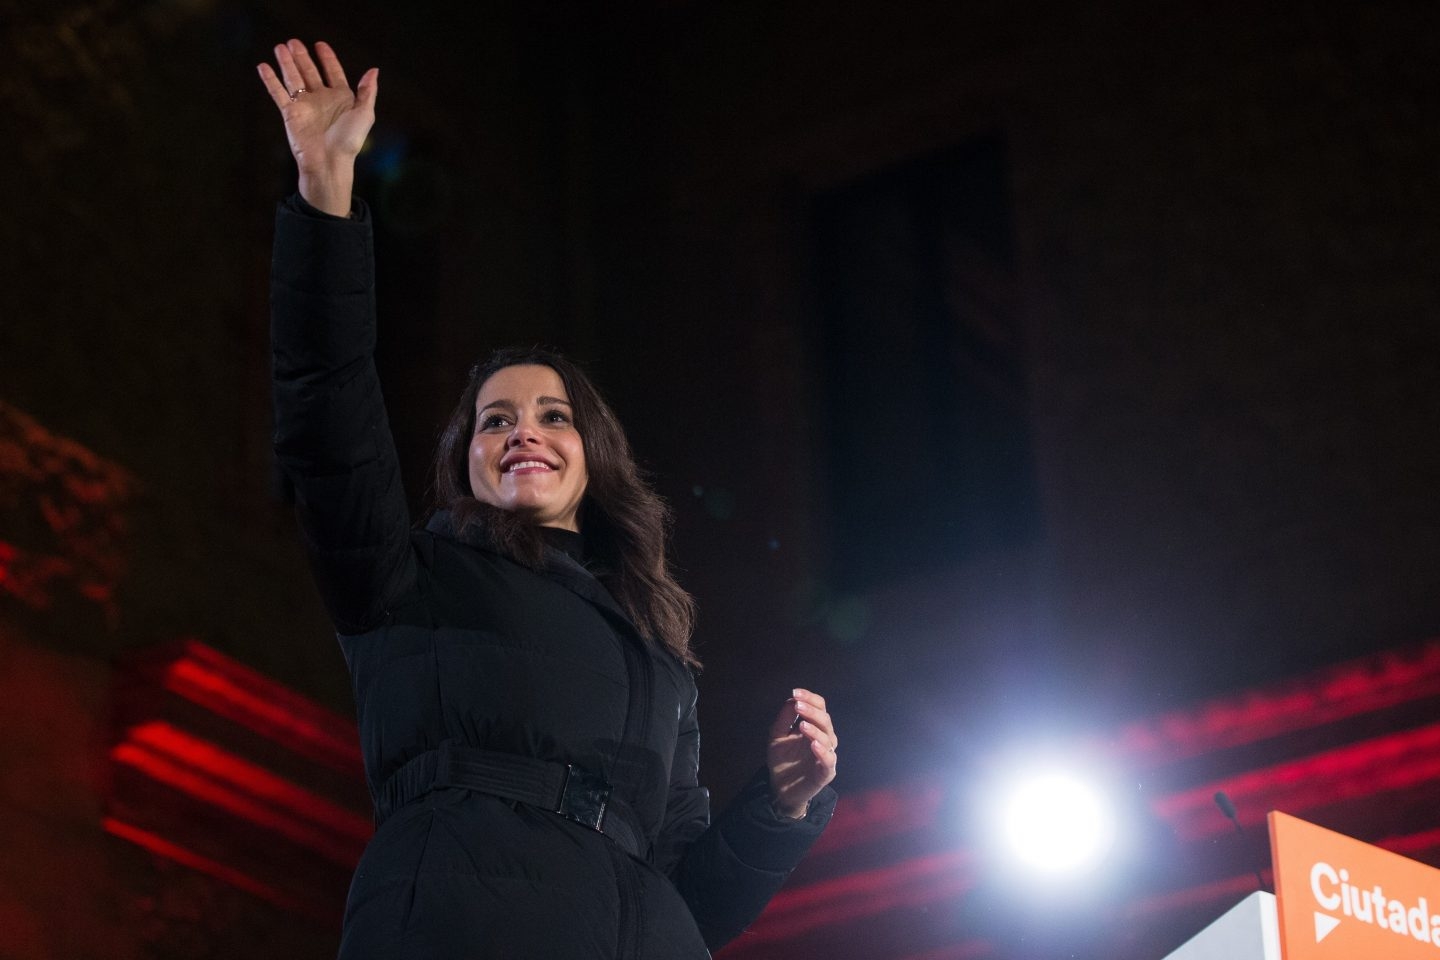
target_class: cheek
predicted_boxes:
[566,441,588,485]
[573,460,590,499]
[468,440,492,483]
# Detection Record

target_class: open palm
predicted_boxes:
[257,39,377,215]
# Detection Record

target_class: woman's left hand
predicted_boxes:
[766,688,838,819]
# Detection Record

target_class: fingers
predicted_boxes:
[259,41,377,109]
[793,694,838,752]
[286,38,325,91]
[313,40,349,89]
[272,42,303,95]
[794,718,838,756]
[793,688,827,712]
[769,687,839,758]
[255,62,291,109]
[770,696,803,738]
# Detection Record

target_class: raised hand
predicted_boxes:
[257,39,378,216]
[766,688,839,819]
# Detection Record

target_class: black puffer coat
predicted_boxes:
[270,195,835,959]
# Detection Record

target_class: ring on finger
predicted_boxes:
[289,87,309,101]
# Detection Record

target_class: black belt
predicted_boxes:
[375,740,644,860]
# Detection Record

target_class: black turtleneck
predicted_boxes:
[539,526,586,564]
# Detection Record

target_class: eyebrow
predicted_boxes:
[477,395,573,414]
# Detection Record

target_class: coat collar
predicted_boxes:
[424,509,639,633]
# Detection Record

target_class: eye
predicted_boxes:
[543,409,572,425]
[477,413,512,431]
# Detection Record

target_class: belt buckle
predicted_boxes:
[557,764,611,831]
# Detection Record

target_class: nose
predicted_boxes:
[506,422,540,447]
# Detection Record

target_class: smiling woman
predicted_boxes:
[426,345,698,659]
[259,38,839,960]
[468,365,588,532]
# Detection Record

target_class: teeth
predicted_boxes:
[506,460,552,472]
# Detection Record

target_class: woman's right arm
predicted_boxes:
[260,41,414,634]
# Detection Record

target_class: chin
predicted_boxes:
[507,495,555,514]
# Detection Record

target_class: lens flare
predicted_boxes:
[1000,771,1116,876]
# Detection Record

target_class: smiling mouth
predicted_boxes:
[504,460,555,474]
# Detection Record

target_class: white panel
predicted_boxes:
[1161,892,1280,960]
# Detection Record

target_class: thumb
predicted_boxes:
[355,67,380,111]
[768,697,801,739]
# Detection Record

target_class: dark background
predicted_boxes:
[3,1,1439,956]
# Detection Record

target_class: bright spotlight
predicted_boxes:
[999,771,1116,876]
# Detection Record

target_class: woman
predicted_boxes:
[257,39,839,959]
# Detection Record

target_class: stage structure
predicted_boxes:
[1163,811,1440,960]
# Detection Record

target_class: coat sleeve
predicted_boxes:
[270,194,417,634]
[654,682,837,952]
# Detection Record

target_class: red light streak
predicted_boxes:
[102,817,334,923]
[1155,721,1440,841]
[1118,638,1440,766]
[161,640,363,775]
[723,850,974,951]
[1123,871,1272,918]
[112,721,369,865]
[810,781,946,854]
[1376,825,1440,859]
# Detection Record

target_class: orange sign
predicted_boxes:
[1270,811,1440,959]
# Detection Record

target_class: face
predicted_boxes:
[469,364,588,532]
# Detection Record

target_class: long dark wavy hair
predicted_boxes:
[431,347,698,667]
